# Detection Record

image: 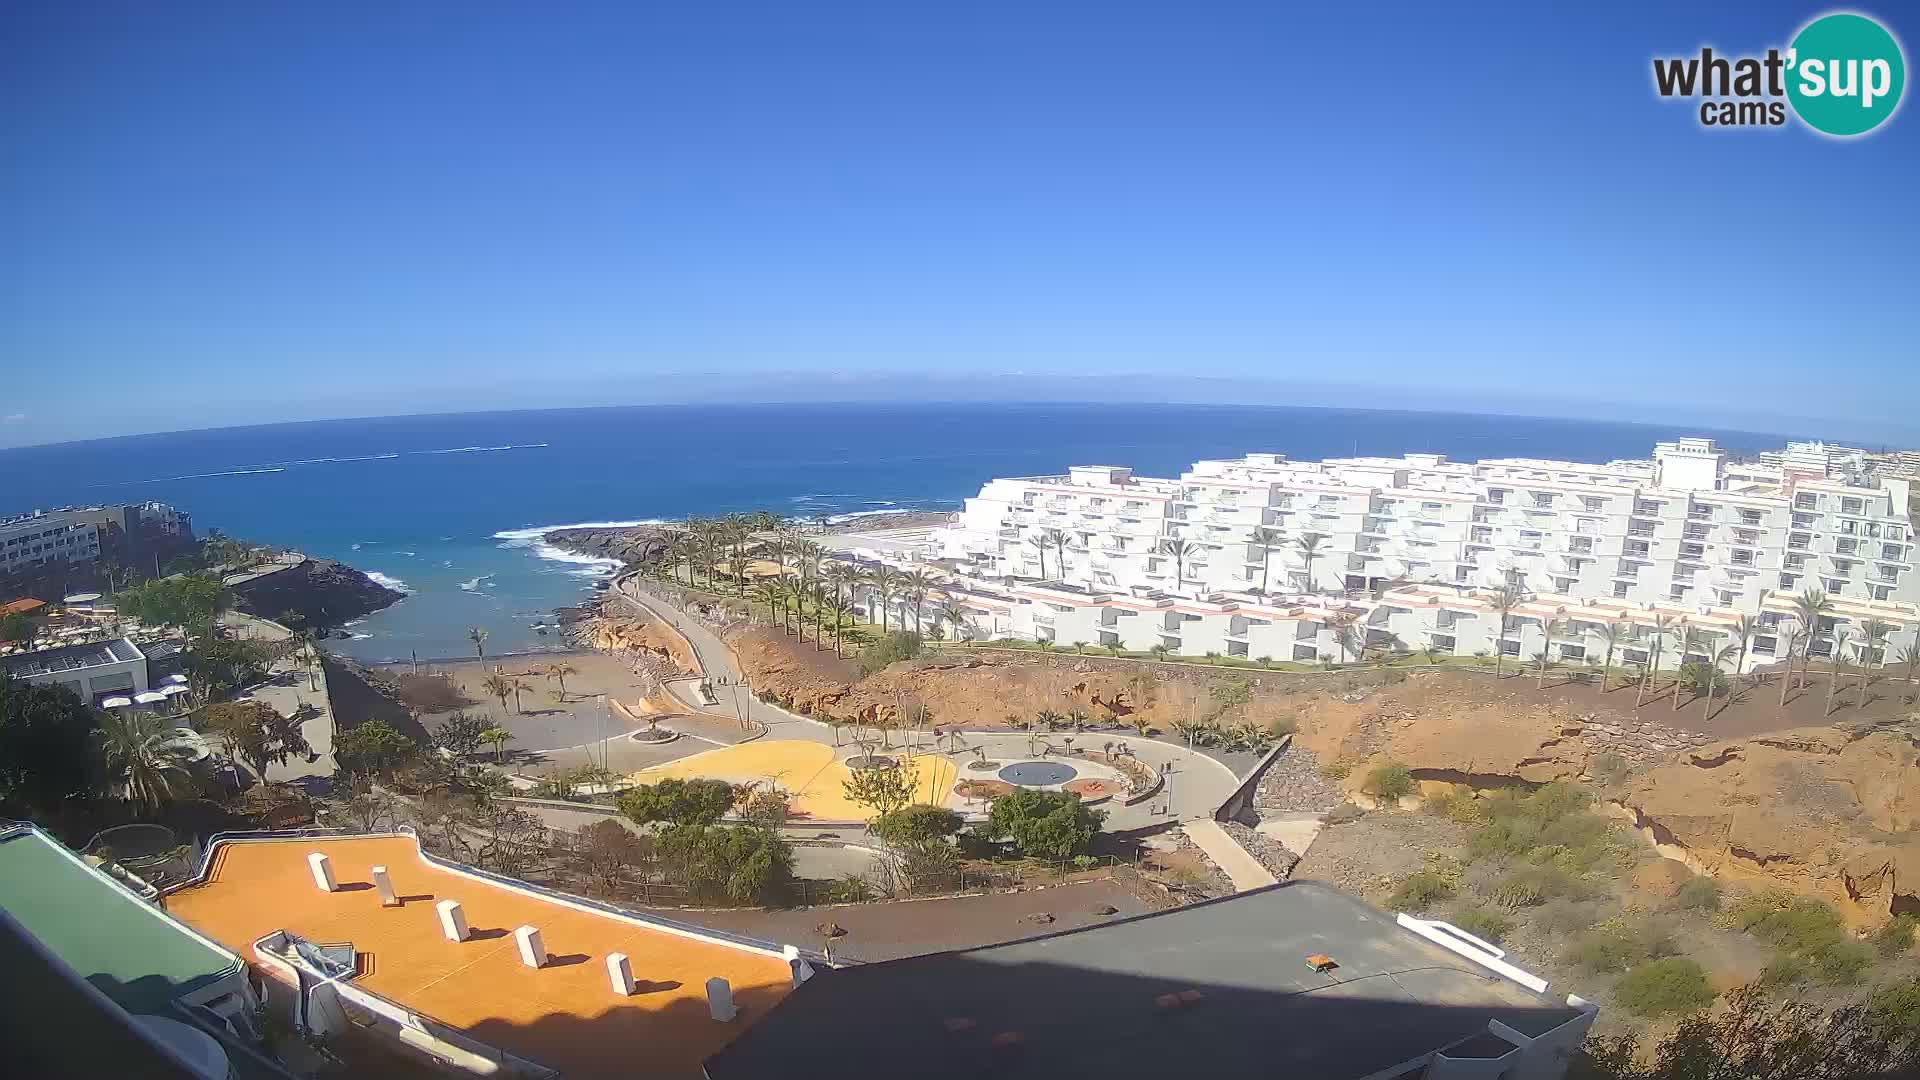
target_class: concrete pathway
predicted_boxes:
[1181,818,1279,892]
[220,611,338,786]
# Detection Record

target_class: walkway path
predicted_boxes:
[1180,818,1279,892]
[220,610,337,786]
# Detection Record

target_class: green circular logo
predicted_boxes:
[1786,13,1906,136]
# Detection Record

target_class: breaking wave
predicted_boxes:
[365,572,411,593]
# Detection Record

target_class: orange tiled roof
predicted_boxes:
[164,835,793,1079]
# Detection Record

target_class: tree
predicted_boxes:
[475,726,513,763]
[1639,614,1677,707]
[871,564,899,632]
[1792,588,1830,690]
[546,662,577,701]
[0,674,102,818]
[1672,625,1699,711]
[1158,537,1195,593]
[96,710,197,814]
[1730,613,1759,690]
[334,719,418,780]
[1328,611,1360,664]
[571,818,645,893]
[431,711,489,759]
[937,597,972,645]
[1700,644,1737,717]
[740,787,790,831]
[117,573,229,634]
[1024,532,1052,580]
[1536,617,1566,687]
[0,610,35,646]
[204,699,311,781]
[467,626,488,665]
[188,637,274,700]
[986,788,1105,860]
[842,758,919,818]
[1856,617,1892,708]
[617,777,736,829]
[480,673,516,717]
[871,804,962,848]
[1825,628,1852,715]
[1248,526,1284,594]
[1779,623,1808,707]
[1294,532,1328,593]
[346,789,399,832]
[1897,642,1920,686]
[902,568,935,634]
[1584,983,1920,1080]
[856,630,922,677]
[1489,583,1524,678]
[1597,621,1630,690]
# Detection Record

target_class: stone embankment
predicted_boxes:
[542,526,676,568]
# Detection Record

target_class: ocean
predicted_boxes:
[0,403,1798,662]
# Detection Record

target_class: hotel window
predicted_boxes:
[1679,543,1704,559]
[1840,520,1859,535]
[1634,500,1661,514]
[1554,576,1575,592]
[1570,536,1593,554]
[1684,523,1710,540]
[1842,497,1864,514]
[1873,585,1894,601]
[1731,549,1755,566]
[1583,496,1606,511]
[1884,543,1906,560]
[1558,644,1586,660]
[1836,537,1858,554]
[1833,559,1854,573]
[1890,526,1906,542]
[1825,578,1845,592]
[1622,647,1649,665]
[1792,512,1817,528]
[1795,492,1818,510]
[1670,584,1690,600]
[1740,509,1763,525]
[1533,492,1555,508]
[1628,521,1655,538]
[1788,533,1811,550]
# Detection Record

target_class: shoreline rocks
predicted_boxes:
[230,557,403,629]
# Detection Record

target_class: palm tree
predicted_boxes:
[1042,528,1071,581]
[1328,611,1360,664]
[1596,621,1630,690]
[481,672,516,717]
[824,563,857,649]
[1778,624,1807,707]
[1248,526,1284,594]
[1702,643,1738,718]
[1294,532,1328,593]
[903,569,935,634]
[1159,537,1195,593]
[871,565,899,633]
[1898,642,1920,686]
[1672,625,1700,711]
[510,677,532,714]
[822,592,850,657]
[724,513,753,594]
[756,580,787,634]
[806,583,831,650]
[467,626,489,666]
[1729,614,1759,692]
[1791,588,1830,690]
[1639,614,1676,707]
[1488,583,1524,678]
[1149,643,1171,661]
[1856,618,1892,709]
[97,711,197,814]
[1825,629,1852,715]
[479,726,515,764]
[1024,533,1051,580]
[546,662,577,701]
[1535,617,1566,686]
[937,597,973,644]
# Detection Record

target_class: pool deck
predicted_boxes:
[164,835,794,1079]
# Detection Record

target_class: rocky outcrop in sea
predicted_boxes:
[230,558,404,629]
[542,525,676,567]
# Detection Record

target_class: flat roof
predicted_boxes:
[706,880,1580,1080]
[164,834,795,1079]
[0,825,243,1015]
[1,636,144,678]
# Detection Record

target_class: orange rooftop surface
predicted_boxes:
[164,835,794,1079]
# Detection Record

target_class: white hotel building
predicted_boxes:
[914,439,1919,673]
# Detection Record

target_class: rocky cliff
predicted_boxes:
[230,558,404,629]
[542,525,676,567]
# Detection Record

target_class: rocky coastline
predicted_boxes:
[541,510,953,569]
[230,557,405,631]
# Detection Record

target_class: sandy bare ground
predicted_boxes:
[383,650,656,752]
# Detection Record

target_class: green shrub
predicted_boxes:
[1758,951,1809,987]
[1869,979,1920,1036]
[1321,759,1355,781]
[1388,870,1456,912]
[985,788,1105,860]
[1364,763,1414,801]
[1808,939,1873,985]
[1614,958,1716,1018]
[1733,893,1847,954]
[1449,906,1514,944]
[1588,752,1632,787]
[1875,914,1920,958]
[1566,920,1674,974]
[856,630,924,676]
[1672,876,1723,913]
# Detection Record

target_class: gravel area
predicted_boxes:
[1219,820,1300,880]
[1253,744,1345,814]
[1289,809,1473,904]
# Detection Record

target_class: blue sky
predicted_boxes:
[3,1,1915,449]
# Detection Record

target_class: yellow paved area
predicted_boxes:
[165,836,791,1079]
[629,740,958,820]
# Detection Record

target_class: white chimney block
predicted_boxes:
[706,977,737,1022]
[370,865,398,907]
[436,900,470,942]
[307,852,336,893]
[606,952,635,996]
[783,944,815,985]
[514,925,546,969]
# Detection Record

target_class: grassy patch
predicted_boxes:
[1615,957,1715,1017]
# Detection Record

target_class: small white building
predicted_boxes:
[1,636,150,702]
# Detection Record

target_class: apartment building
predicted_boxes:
[927,438,1919,672]
[0,511,101,576]
[0,501,194,581]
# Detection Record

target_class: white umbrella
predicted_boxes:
[164,674,189,685]
[160,684,192,696]
[134,691,168,705]
[101,696,134,708]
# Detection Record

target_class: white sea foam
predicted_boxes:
[441,560,454,567]
[349,633,374,640]
[365,572,411,592]
[459,574,495,591]
[415,443,549,456]
[350,543,362,551]
[491,519,666,543]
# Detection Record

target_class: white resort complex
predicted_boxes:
[853,438,1920,674]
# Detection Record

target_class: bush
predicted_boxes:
[1759,951,1809,987]
[1388,870,1456,912]
[1808,939,1873,985]
[1732,893,1847,954]
[871,804,963,849]
[1321,759,1355,781]
[856,631,923,676]
[1671,876,1722,913]
[1589,752,1631,787]
[1449,906,1514,944]
[1876,914,1920,958]
[985,788,1105,861]
[1364,763,1414,801]
[1614,958,1715,1018]
[1678,662,1729,696]
[1566,920,1674,975]
[617,777,737,829]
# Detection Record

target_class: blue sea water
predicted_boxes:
[0,403,1796,662]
